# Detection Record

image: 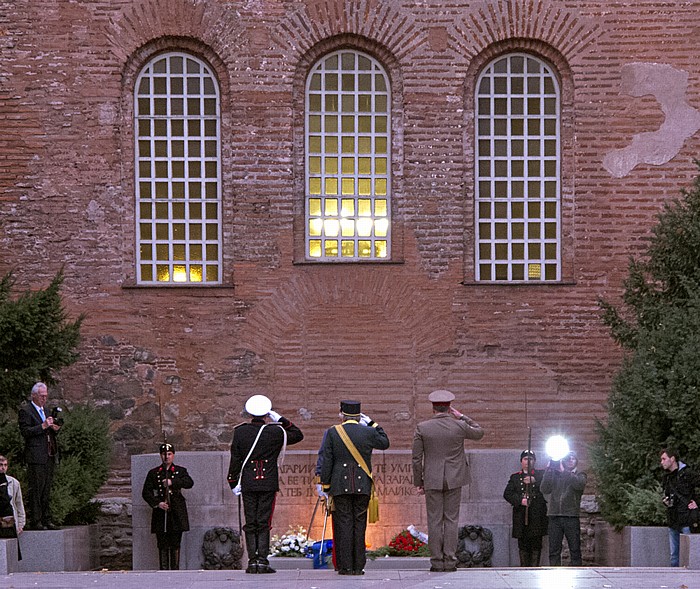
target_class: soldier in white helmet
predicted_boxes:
[227,394,303,574]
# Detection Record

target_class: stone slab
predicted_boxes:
[681,533,700,569]
[0,538,19,574]
[17,525,100,572]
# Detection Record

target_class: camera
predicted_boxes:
[50,406,65,426]
[663,494,677,508]
[549,459,561,469]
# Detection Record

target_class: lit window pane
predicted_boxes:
[324,219,340,236]
[309,218,323,236]
[357,218,372,236]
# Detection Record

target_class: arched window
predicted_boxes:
[475,53,560,282]
[134,52,222,284]
[305,50,391,260]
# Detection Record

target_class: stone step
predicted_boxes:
[269,556,430,570]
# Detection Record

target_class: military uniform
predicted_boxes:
[227,395,304,574]
[412,389,484,572]
[319,400,390,576]
[141,443,194,570]
[503,451,548,567]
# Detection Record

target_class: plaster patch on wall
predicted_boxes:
[604,63,700,178]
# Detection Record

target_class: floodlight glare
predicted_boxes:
[545,435,570,461]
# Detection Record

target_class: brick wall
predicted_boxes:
[2,1,700,565]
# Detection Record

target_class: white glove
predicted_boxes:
[268,410,282,421]
[359,413,371,426]
[232,484,242,496]
[316,484,328,499]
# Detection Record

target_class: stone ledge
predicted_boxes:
[17,525,100,572]
[0,539,19,574]
[681,533,700,568]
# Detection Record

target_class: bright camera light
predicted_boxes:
[545,435,570,461]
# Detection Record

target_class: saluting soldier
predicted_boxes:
[227,394,304,574]
[141,442,194,570]
[503,450,548,566]
[319,400,390,576]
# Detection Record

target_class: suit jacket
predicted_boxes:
[141,462,194,533]
[320,420,390,496]
[227,416,304,493]
[18,401,58,465]
[412,412,483,490]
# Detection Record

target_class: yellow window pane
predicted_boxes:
[357,218,372,236]
[375,218,389,237]
[309,178,321,195]
[545,201,557,218]
[358,199,371,216]
[172,183,185,198]
[189,265,203,282]
[140,202,152,219]
[495,223,507,239]
[190,224,202,240]
[528,263,542,279]
[140,264,153,282]
[139,182,152,198]
[309,157,321,174]
[156,265,170,282]
[309,115,321,132]
[358,240,372,257]
[341,116,354,132]
[324,198,338,216]
[495,202,507,218]
[479,243,491,259]
[545,243,557,260]
[308,136,321,152]
[325,74,338,91]
[309,240,322,257]
[309,198,322,216]
[528,243,541,258]
[342,95,354,112]
[512,265,525,281]
[375,158,387,174]
[155,202,168,218]
[495,264,508,280]
[375,116,387,133]
[325,137,338,152]
[376,95,387,111]
[191,244,202,260]
[340,219,355,236]
[341,240,355,257]
[324,219,340,236]
[172,265,187,282]
[173,244,186,261]
[140,244,152,261]
[374,240,387,258]
[341,178,354,195]
[358,116,371,133]
[375,178,387,195]
[375,199,387,216]
[512,223,524,239]
[375,137,387,154]
[206,223,217,240]
[479,223,491,239]
[309,218,323,236]
[325,115,338,132]
[324,239,338,257]
[341,137,354,153]
[342,157,354,174]
[205,265,218,282]
[358,95,371,112]
[544,222,557,239]
[325,178,338,195]
[140,224,152,240]
[358,137,371,154]
[495,243,508,259]
[206,244,218,260]
[156,224,168,240]
[359,158,371,174]
[325,157,338,174]
[358,178,371,195]
[512,243,524,259]
[545,264,557,280]
[206,203,218,219]
[325,95,338,112]
[341,199,355,216]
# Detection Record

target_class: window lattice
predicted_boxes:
[475,53,560,282]
[305,50,391,260]
[135,52,222,284]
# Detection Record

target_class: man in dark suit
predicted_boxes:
[412,389,484,572]
[228,394,304,574]
[141,442,194,570]
[320,400,390,576]
[17,382,60,530]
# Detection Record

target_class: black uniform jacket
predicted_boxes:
[320,419,390,497]
[663,463,700,531]
[227,417,304,493]
[503,468,548,538]
[141,462,194,533]
[18,402,58,464]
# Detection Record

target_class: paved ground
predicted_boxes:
[3,567,700,589]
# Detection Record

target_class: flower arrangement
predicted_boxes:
[270,525,313,558]
[367,526,430,558]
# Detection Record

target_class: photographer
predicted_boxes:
[661,448,700,567]
[541,450,587,566]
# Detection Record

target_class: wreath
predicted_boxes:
[201,526,244,570]
[456,525,494,568]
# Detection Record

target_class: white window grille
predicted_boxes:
[475,53,560,282]
[305,50,391,260]
[134,52,222,284]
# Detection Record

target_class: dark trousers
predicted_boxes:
[517,535,543,566]
[548,516,582,566]
[27,461,54,527]
[242,491,277,564]
[332,493,370,573]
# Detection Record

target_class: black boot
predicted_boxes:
[519,548,530,567]
[159,548,170,570]
[169,548,180,570]
[245,532,259,574]
[256,531,276,574]
[530,548,542,567]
